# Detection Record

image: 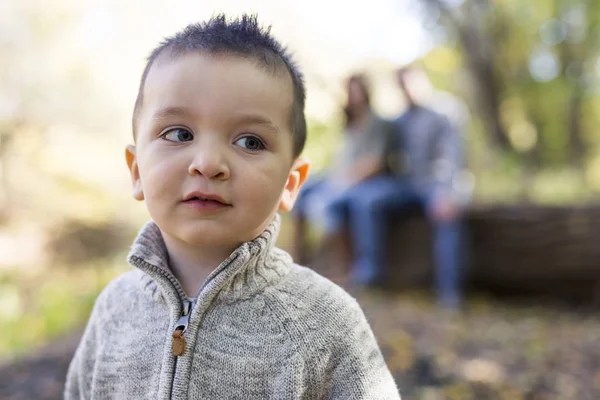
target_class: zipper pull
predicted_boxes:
[172,300,193,356]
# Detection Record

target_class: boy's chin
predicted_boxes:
[169,226,255,249]
[177,230,244,248]
[156,214,277,249]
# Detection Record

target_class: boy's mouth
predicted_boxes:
[183,192,231,206]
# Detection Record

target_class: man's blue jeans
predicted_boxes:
[325,176,464,307]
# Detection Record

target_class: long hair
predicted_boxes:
[343,74,371,128]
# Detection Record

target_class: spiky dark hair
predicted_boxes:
[132,14,306,157]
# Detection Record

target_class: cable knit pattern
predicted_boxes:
[65,215,400,399]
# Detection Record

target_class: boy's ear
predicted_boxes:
[125,145,144,201]
[279,157,310,212]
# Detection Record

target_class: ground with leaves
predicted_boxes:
[360,290,600,400]
[1,290,600,400]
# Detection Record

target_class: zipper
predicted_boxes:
[129,257,190,397]
[172,299,195,356]
[169,300,194,397]
[129,253,239,396]
[129,257,196,356]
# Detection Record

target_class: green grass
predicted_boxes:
[0,260,127,361]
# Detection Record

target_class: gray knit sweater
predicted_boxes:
[65,215,400,399]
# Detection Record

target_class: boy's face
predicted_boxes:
[126,53,308,248]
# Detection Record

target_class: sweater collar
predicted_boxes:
[127,214,292,306]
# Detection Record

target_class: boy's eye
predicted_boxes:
[234,136,265,151]
[162,128,194,142]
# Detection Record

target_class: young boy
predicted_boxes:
[65,15,400,399]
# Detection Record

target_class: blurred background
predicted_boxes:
[1,0,600,399]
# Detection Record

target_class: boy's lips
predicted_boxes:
[183,191,232,211]
[183,191,230,205]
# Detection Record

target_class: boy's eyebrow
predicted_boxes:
[150,107,281,134]
[236,115,281,134]
[151,106,195,121]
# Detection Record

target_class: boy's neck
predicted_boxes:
[162,233,240,297]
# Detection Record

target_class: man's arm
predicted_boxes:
[433,115,463,194]
[428,113,472,221]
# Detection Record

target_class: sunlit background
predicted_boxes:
[1,0,600,398]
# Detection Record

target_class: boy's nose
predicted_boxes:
[187,148,230,180]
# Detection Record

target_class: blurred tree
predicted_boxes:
[416,0,600,191]
[0,2,121,223]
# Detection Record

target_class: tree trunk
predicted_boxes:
[567,89,585,170]
[421,0,513,153]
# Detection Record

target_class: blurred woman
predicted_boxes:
[292,74,397,271]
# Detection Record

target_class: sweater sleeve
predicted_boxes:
[328,300,401,399]
[432,114,464,197]
[64,291,105,399]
